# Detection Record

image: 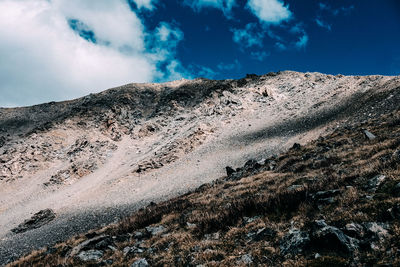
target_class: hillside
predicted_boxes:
[0,71,399,265]
[9,103,400,266]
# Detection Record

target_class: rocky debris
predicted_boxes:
[311,220,359,255]
[280,229,310,256]
[130,258,149,267]
[365,174,386,192]
[77,250,103,262]
[226,159,262,180]
[364,129,376,140]
[69,235,115,258]
[134,126,210,174]
[11,209,56,233]
[145,225,167,236]
[123,246,145,257]
[237,254,253,265]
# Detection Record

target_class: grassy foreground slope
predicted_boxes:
[10,110,400,266]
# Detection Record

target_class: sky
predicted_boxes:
[0,0,399,107]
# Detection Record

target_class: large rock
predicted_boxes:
[344,223,364,238]
[311,221,359,255]
[237,254,253,265]
[77,250,103,262]
[363,130,376,140]
[280,229,310,255]
[11,209,56,233]
[363,222,389,242]
[70,235,114,258]
[145,225,167,236]
[130,258,149,267]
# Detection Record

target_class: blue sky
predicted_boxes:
[0,0,399,107]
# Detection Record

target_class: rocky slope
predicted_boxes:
[9,102,400,266]
[0,71,399,265]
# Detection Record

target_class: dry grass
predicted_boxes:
[9,109,400,266]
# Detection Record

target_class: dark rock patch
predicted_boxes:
[11,209,56,234]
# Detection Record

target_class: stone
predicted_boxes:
[11,209,56,233]
[291,143,301,150]
[145,225,166,236]
[366,174,386,192]
[363,130,376,140]
[77,249,103,262]
[225,166,235,176]
[363,222,389,242]
[243,159,260,170]
[130,258,149,267]
[311,224,358,255]
[280,229,310,255]
[69,235,113,258]
[344,223,364,238]
[238,254,253,265]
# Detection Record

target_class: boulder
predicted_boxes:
[70,235,114,258]
[311,223,359,255]
[225,166,235,176]
[291,143,301,150]
[77,250,103,262]
[145,225,167,236]
[344,223,364,238]
[280,229,310,255]
[130,258,149,267]
[363,222,389,242]
[238,254,253,265]
[363,130,376,140]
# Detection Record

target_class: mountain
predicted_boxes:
[1,71,399,265]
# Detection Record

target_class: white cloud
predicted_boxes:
[315,18,331,31]
[295,33,308,49]
[0,0,184,107]
[246,0,292,24]
[131,0,157,10]
[184,0,236,18]
[231,23,264,48]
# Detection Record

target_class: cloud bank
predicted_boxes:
[246,0,292,24]
[0,0,182,107]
